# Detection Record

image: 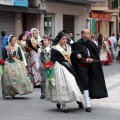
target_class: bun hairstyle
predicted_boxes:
[18,33,25,40]
[55,32,67,44]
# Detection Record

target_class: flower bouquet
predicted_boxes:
[25,47,32,52]
[0,60,5,76]
[43,61,56,90]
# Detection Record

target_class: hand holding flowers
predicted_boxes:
[0,60,5,76]
[43,62,56,90]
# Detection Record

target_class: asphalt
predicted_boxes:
[0,61,120,120]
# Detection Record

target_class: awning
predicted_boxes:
[0,5,46,14]
[58,0,96,4]
[42,0,96,5]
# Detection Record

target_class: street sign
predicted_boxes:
[0,0,28,7]
[0,0,14,6]
[14,0,28,7]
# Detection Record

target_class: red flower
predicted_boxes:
[28,47,32,51]
[26,47,32,52]
[43,62,54,69]
[0,60,5,64]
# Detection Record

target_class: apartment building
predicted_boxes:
[0,0,97,41]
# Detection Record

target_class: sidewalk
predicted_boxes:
[91,73,120,111]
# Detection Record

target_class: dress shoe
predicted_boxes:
[62,108,69,113]
[86,107,91,112]
[56,103,61,109]
[40,95,45,99]
[34,85,41,88]
[77,101,84,108]
[9,96,15,100]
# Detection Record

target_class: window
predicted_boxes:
[44,14,55,38]
[112,0,118,8]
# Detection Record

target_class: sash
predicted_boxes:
[17,40,26,51]
[31,39,39,50]
[6,46,26,71]
[52,44,72,64]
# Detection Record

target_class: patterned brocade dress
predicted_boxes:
[2,46,33,97]
[27,39,42,86]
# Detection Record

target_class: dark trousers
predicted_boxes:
[77,66,90,90]
[2,52,4,59]
[40,67,47,96]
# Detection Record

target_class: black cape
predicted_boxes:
[71,39,108,99]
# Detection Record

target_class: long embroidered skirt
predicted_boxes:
[2,61,33,97]
[27,50,42,86]
[100,51,113,65]
[46,62,83,104]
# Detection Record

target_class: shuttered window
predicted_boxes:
[63,15,74,37]
[0,11,15,58]
[0,11,15,39]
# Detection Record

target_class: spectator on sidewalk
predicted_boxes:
[1,31,8,59]
[109,33,117,59]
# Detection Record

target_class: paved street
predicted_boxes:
[0,61,120,120]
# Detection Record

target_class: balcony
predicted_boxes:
[42,0,97,5]
[90,0,109,11]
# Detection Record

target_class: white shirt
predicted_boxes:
[36,45,51,69]
[109,36,117,46]
[70,39,74,44]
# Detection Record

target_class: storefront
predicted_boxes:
[0,0,46,38]
[0,11,15,39]
[90,12,110,37]
[42,1,91,40]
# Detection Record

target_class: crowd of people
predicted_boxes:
[0,28,108,113]
[91,33,120,66]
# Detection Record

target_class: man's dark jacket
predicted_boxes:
[71,38,108,99]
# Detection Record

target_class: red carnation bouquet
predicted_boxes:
[0,60,5,76]
[25,47,32,52]
[0,60,5,64]
[43,61,54,69]
[43,61,55,90]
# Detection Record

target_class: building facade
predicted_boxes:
[90,0,119,37]
[0,0,97,41]
[0,0,46,39]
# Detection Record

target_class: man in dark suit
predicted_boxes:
[72,29,108,112]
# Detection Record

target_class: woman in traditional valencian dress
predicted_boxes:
[2,35,33,99]
[17,33,29,67]
[27,28,42,87]
[100,37,113,65]
[46,32,83,113]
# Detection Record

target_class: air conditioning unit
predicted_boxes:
[112,13,118,16]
